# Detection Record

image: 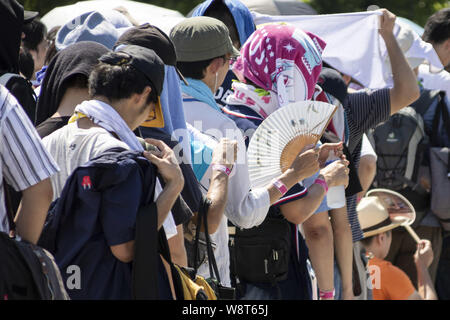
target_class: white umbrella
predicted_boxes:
[42,0,185,35]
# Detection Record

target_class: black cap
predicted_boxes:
[99,45,166,128]
[23,10,38,24]
[100,45,165,95]
[318,67,348,105]
[115,23,188,85]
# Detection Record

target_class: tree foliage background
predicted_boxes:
[20,0,448,26]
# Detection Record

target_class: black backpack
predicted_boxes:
[367,90,440,218]
[0,180,69,300]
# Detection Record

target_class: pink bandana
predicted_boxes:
[232,24,326,107]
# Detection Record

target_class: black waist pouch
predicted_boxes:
[234,217,291,284]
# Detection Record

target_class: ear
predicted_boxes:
[206,57,224,74]
[375,233,385,245]
[133,86,151,104]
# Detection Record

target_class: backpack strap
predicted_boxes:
[411,89,441,117]
[0,73,20,87]
[438,94,450,178]
[431,92,450,147]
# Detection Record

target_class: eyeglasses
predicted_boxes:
[222,56,236,66]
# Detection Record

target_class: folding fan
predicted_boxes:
[247,100,337,189]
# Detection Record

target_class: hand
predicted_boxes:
[319,159,349,188]
[378,9,396,39]
[211,138,238,170]
[414,239,434,269]
[318,142,345,168]
[143,138,184,187]
[290,144,320,181]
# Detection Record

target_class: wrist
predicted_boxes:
[314,177,328,193]
[318,172,335,187]
[165,176,184,193]
[380,31,395,43]
[272,178,288,196]
[211,163,232,177]
[279,168,298,189]
[319,289,335,299]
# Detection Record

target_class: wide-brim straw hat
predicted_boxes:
[357,196,402,238]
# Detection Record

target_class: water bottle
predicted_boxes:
[325,151,346,209]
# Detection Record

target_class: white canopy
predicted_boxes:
[41,0,185,36]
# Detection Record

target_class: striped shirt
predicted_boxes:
[345,88,390,242]
[0,85,59,232]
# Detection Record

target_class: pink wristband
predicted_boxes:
[273,179,288,195]
[212,164,232,176]
[319,289,335,299]
[314,178,328,193]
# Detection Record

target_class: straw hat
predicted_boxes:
[357,196,402,238]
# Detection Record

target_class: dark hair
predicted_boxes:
[360,230,392,247]
[89,62,157,104]
[44,26,61,65]
[61,73,88,92]
[204,1,240,47]
[177,55,225,80]
[423,8,450,44]
[18,47,34,80]
[22,19,47,51]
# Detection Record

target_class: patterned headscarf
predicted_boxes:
[232,24,326,107]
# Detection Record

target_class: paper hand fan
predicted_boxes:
[247,100,337,189]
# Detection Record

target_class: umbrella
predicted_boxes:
[41,0,185,36]
[397,16,424,37]
[240,0,317,15]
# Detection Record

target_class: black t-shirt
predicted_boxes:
[36,116,71,138]
[4,75,37,123]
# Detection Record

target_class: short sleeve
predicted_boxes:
[100,168,142,246]
[346,88,391,152]
[381,263,416,300]
[1,91,59,191]
[272,183,308,207]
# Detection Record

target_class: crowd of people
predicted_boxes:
[0,0,449,300]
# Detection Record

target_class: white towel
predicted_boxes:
[74,99,178,238]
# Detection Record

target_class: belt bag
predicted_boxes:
[234,217,291,284]
[430,147,450,231]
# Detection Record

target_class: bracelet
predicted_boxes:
[273,179,288,196]
[319,289,335,299]
[314,178,328,193]
[212,164,232,176]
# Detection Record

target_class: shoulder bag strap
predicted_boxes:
[3,179,16,233]
[132,201,159,299]
[200,198,221,283]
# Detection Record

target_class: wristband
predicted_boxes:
[212,164,232,176]
[273,179,288,196]
[314,178,328,193]
[319,289,335,299]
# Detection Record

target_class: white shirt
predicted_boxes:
[0,85,59,232]
[183,93,271,286]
